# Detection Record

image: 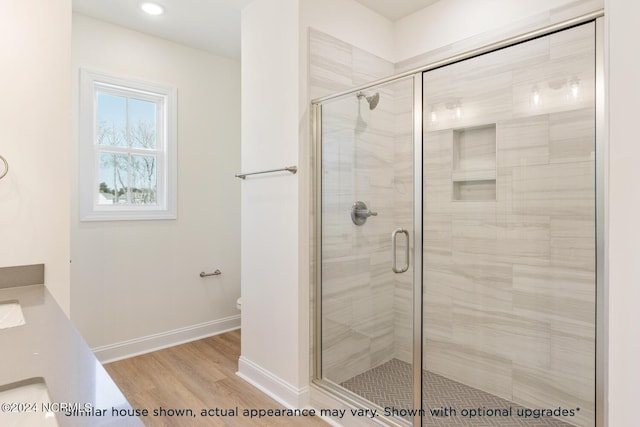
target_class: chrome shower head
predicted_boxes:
[357,91,380,110]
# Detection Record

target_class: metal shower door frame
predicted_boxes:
[312,74,419,427]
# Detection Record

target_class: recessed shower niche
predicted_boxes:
[452,124,497,201]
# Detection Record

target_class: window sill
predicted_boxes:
[79,209,177,222]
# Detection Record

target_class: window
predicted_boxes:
[79,69,176,221]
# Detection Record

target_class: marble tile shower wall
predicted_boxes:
[310,30,401,384]
[421,23,596,427]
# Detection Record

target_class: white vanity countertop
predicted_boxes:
[0,284,144,426]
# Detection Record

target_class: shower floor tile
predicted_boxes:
[340,359,576,426]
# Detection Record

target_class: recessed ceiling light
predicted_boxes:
[140,2,165,16]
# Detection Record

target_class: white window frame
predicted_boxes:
[79,69,177,221]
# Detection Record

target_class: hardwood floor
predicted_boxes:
[105,330,328,426]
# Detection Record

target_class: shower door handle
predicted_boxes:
[391,228,410,273]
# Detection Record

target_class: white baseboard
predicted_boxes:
[94,315,241,363]
[237,356,310,409]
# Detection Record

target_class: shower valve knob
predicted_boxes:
[351,201,377,225]
[356,209,378,217]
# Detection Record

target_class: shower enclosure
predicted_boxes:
[312,13,604,427]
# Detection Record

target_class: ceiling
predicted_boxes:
[72,0,252,60]
[353,0,440,21]
[72,0,439,60]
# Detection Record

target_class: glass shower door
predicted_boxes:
[421,22,596,427]
[319,76,416,422]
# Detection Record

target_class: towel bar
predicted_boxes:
[200,269,221,278]
[235,166,297,179]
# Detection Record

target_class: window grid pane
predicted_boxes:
[129,98,157,150]
[96,93,127,147]
[130,154,157,205]
[98,152,128,205]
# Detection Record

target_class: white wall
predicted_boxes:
[0,0,72,313]
[71,14,241,357]
[394,0,593,62]
[239,0,305,402]
[301,0,395,62]
[606,0,640,425]
[238,0,396,407]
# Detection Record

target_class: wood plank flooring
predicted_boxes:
[105,330,327,426]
